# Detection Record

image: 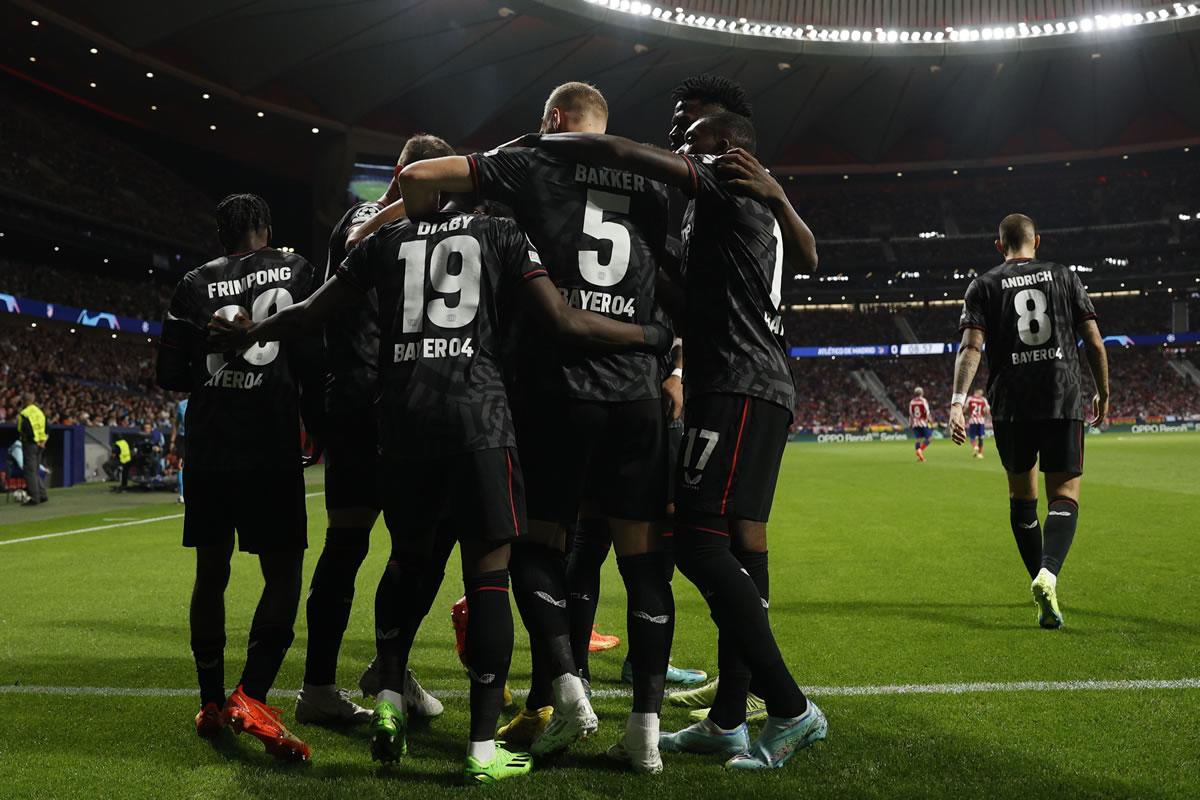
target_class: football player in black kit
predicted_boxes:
[949,213,1110,630]
[515,111,827,772]
[210,188,672,782]
[398,82,678,770]
[296,135,453,726]
[157,194,324,762]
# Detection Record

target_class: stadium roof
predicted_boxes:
[6,0,1200,174]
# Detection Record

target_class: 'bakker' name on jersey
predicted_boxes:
[467,146,668,402]
[959,257,1097,421]
[337,210,546,460]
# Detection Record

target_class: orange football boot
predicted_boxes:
[195,702,225,739]
[223,685,311,762]
[589,625,621,652]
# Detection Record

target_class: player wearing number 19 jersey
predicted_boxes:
[950,213,1110,630]
[397,82,676,770]
[157,194,324,762]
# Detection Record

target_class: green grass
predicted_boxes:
[1,435,1198,799]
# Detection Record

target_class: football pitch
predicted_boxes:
[1,435,1197,799]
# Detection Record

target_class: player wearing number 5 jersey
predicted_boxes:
[949,213,1110,630]
[157,194,325,762]
[515,112,825,773]
[208,196,672,783]
[398,83,677,771]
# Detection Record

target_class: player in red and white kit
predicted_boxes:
[965,389,991,459]
[909,388,933,462]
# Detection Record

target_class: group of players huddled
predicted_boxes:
[156,71,1110,785]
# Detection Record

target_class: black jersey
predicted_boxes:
[337,211,546,460]
[325,201,383,413]
[156,248,324,470]
[959,258,1097,421]
[678,154,795,414]
[467,146,668,402]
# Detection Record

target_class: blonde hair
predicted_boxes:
[540,82,608,132]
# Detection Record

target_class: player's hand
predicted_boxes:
[948,404,967,445]
[206,311,252,351]
[715,148,784,204]
[1089,393,1109,428]
[662,374,683,421]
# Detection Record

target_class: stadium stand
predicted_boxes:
[0,323,176,427]
[0,258,172,321]
[0,81,217,251]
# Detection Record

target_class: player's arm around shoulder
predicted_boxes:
[523,132,694,191]
[715,148,818,274]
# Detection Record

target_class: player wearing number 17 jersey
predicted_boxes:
[949,213,1110,630]
[157,194,324,762]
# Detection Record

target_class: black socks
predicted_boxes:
[617,552,674,714]
[303,526,370,685]
[1009,498,1043,579]
[565,519,611,683]
[510,541,575,692]
[1041,496,1079,576]
[464,570,514,742]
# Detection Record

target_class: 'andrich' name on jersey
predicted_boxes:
[999,270,1051,290]
[206,265,293,299]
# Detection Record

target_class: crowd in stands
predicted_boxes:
[0,83,217,251]
[0,325,176,428]
[789,359,895,431]
[784,307,900,346]
[1084,347,1199,421]
[0,258,172,321]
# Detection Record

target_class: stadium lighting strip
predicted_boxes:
[582,0,1200,45]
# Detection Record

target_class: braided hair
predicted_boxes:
[670,74,753,118]
[215,193,271,252]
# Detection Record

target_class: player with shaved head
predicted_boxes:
[950,213,1110,629]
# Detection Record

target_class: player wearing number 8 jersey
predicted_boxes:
[157,193,325,761]
[949,213,1110,630]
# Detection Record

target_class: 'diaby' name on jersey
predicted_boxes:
[394,337,475,362]
[1000,270,1052,290]
[415,216,475,236]
[574,164,648,192]
[560,287,636,317]
[206,266,293,299]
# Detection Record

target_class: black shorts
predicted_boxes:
[380,447,524,543]
[175,435,187,461]
[675,393,790,522]
[183,467,307,553]
[664,417,684,505]
[515,397,666,524]
[324,420,381,511]
[993,419,1085,476]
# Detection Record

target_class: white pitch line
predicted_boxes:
[2,678,1198,700]
[0,491,325,546]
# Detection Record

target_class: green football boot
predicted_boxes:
[464,746,533,785]
[370,700,407,763]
